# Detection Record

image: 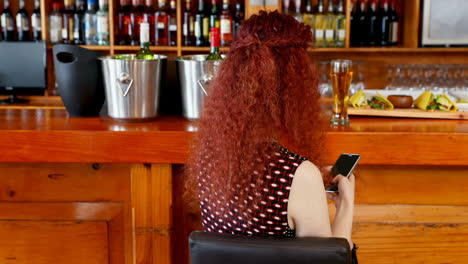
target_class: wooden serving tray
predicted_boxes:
[348,108,468,120]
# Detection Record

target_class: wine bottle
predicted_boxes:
[314,0,326,48]
[130,0,145,46]
[155,0,169,46]
[97,0,109,45]
[1,0,15,41]
[365,0,378,46]
[378,0,390,46]
[136,22,154,59]
[62,0,76,44]
[283,0,290,15]
[220,0,233,47]
[324,0,335,47]
[388,0,398,46]
[233,2,244,40]
[292,0,302,22]
[16,0,30,41]
[73,0,86,44]
[84,0,98,45]
[206,27,222,60]
[303,0,314,30]
[118,0,132,45]
[168,0,177,46]
[143,0,155,45]
[357,0,366,46]
[31,0,42,41]
[49,2,63,44]
[183,0,194,46]
[209,0,220,40]
[350,0,357,46]
[195,0,209,47]
[335,0,346,48]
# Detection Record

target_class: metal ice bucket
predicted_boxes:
[100,54,167,122]
[175,55,224,120]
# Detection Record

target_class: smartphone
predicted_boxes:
[325,153,360,193]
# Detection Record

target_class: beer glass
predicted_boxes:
[330,60,353,126]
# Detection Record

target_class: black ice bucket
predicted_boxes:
[53,45,105,116]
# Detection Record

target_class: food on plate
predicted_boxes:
[349,90,367,108]
[414,91,457,112]
[457,99,468,103]
[387,95,413,108]
[367,92,394,110]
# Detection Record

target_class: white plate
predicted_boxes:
[456,103,468,112]
[449,91,468,101]
[362,89,457,101]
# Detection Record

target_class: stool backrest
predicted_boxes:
[189,231,351,264]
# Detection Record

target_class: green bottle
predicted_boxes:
[206,27,222,60]
[136,22,154,59]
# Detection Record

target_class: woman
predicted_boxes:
[187,10,356,258]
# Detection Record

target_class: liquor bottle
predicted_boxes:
[209,0,220,40]
[49,2,63,44]
[84,0,98,45]
[207,27,221,60]
[73,0,86,44]
[220,0,232,46]
[365,0,378,46]
[118,0,132,45]
[303,0,314,32]
[195,0,209,46]
[350,0,357,46]
[283,0,290,15]
[388,0,398,45]
[97,0,109,45]
[182,0,195,46]
[31,0,42,41]
[155,0,168,46]
[168,0,177,46]
[324,0,335,47]
[130,0,145,46]
[356,0,366,46]
[314,0,326,48]
[378,0,390,46]
[1,0,15,41]
[62,0,76,44]
[335,0,346,48]
[233,2,243,40]
[136,22,154,59]
[292,0,302,22]
[16,0,30,41]
[143,0,155,45]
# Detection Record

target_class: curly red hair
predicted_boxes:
[186,11,327,219]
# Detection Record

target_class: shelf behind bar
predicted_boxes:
[181,46,230,52]
[46,45,111,51]
[114,45,179,52]
[307,47,468,52]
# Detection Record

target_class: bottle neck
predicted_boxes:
[88,2,97,10]
[170,0,176,10]
[140,27,150,47]
[327,2,333,13]
[198,1,204,11]
[317,0,324,13]
[210,31,220,51]
[211,0,217,11]
[34,0,40,9]
[222,0,229,10]
[19,0,25,9]
[337,0,344,12]
[158,0,167,9]
[305,0,311,12]
[185,1,191,10]
[4,0,9,9]
[283,0,289,9]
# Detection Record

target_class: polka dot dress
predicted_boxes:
[199,144,307,238]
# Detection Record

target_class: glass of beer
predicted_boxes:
[330,60,353,126]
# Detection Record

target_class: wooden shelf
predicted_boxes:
[47,45,111,51]
[181,46,230,52]
[114,45,178,52]
[307,47,468,53]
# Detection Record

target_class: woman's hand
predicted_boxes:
[322,165,355,210]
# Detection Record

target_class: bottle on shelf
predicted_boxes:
[143,0,155,45]
[155,0,169,46]
[62,0,76,44]
[31,0,42,41]
[365,0,378,46]
[378,0,390,46]
[1,0,15,41]
[356,0,366,46]
[350,0,357,46]
[118,0,132,45]
[389,0,398,46]
[220,0,232,47]
[283,0,290,15]
[16,0,30,41]
[233,2,244,40]
[335,0,346,48]
[84,0,98,45]
[136,22,154,59]
[324,0,335,47]
[130,0,145,46]
[49,2,63,44]
[182,0,195,46]
[195,0,209,47]
[209,0,220,40]
[96,0,109,45]
[303,0,314,36]
[168,0,177,46]
[73,0,86,44]
[207,27,222,60]
[292,0,302,22]
[314,0,326,48]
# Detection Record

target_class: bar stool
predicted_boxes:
[189,231,351,264]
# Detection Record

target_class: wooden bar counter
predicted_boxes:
[0,105,467,264]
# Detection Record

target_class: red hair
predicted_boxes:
[186,11,327,219]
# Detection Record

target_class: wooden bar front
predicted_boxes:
[0,106,467,264]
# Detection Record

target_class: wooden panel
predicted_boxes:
[0,221,108,264]
[354,165,468,205]
[0,163,130,202]
[131,164,173,264]
[402,0,420,48]
[349,108,468,120]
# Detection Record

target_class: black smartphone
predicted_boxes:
[325,153,360,193]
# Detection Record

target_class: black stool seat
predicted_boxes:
[189,231,351,264]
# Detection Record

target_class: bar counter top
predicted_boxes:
[1,107,467,165]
